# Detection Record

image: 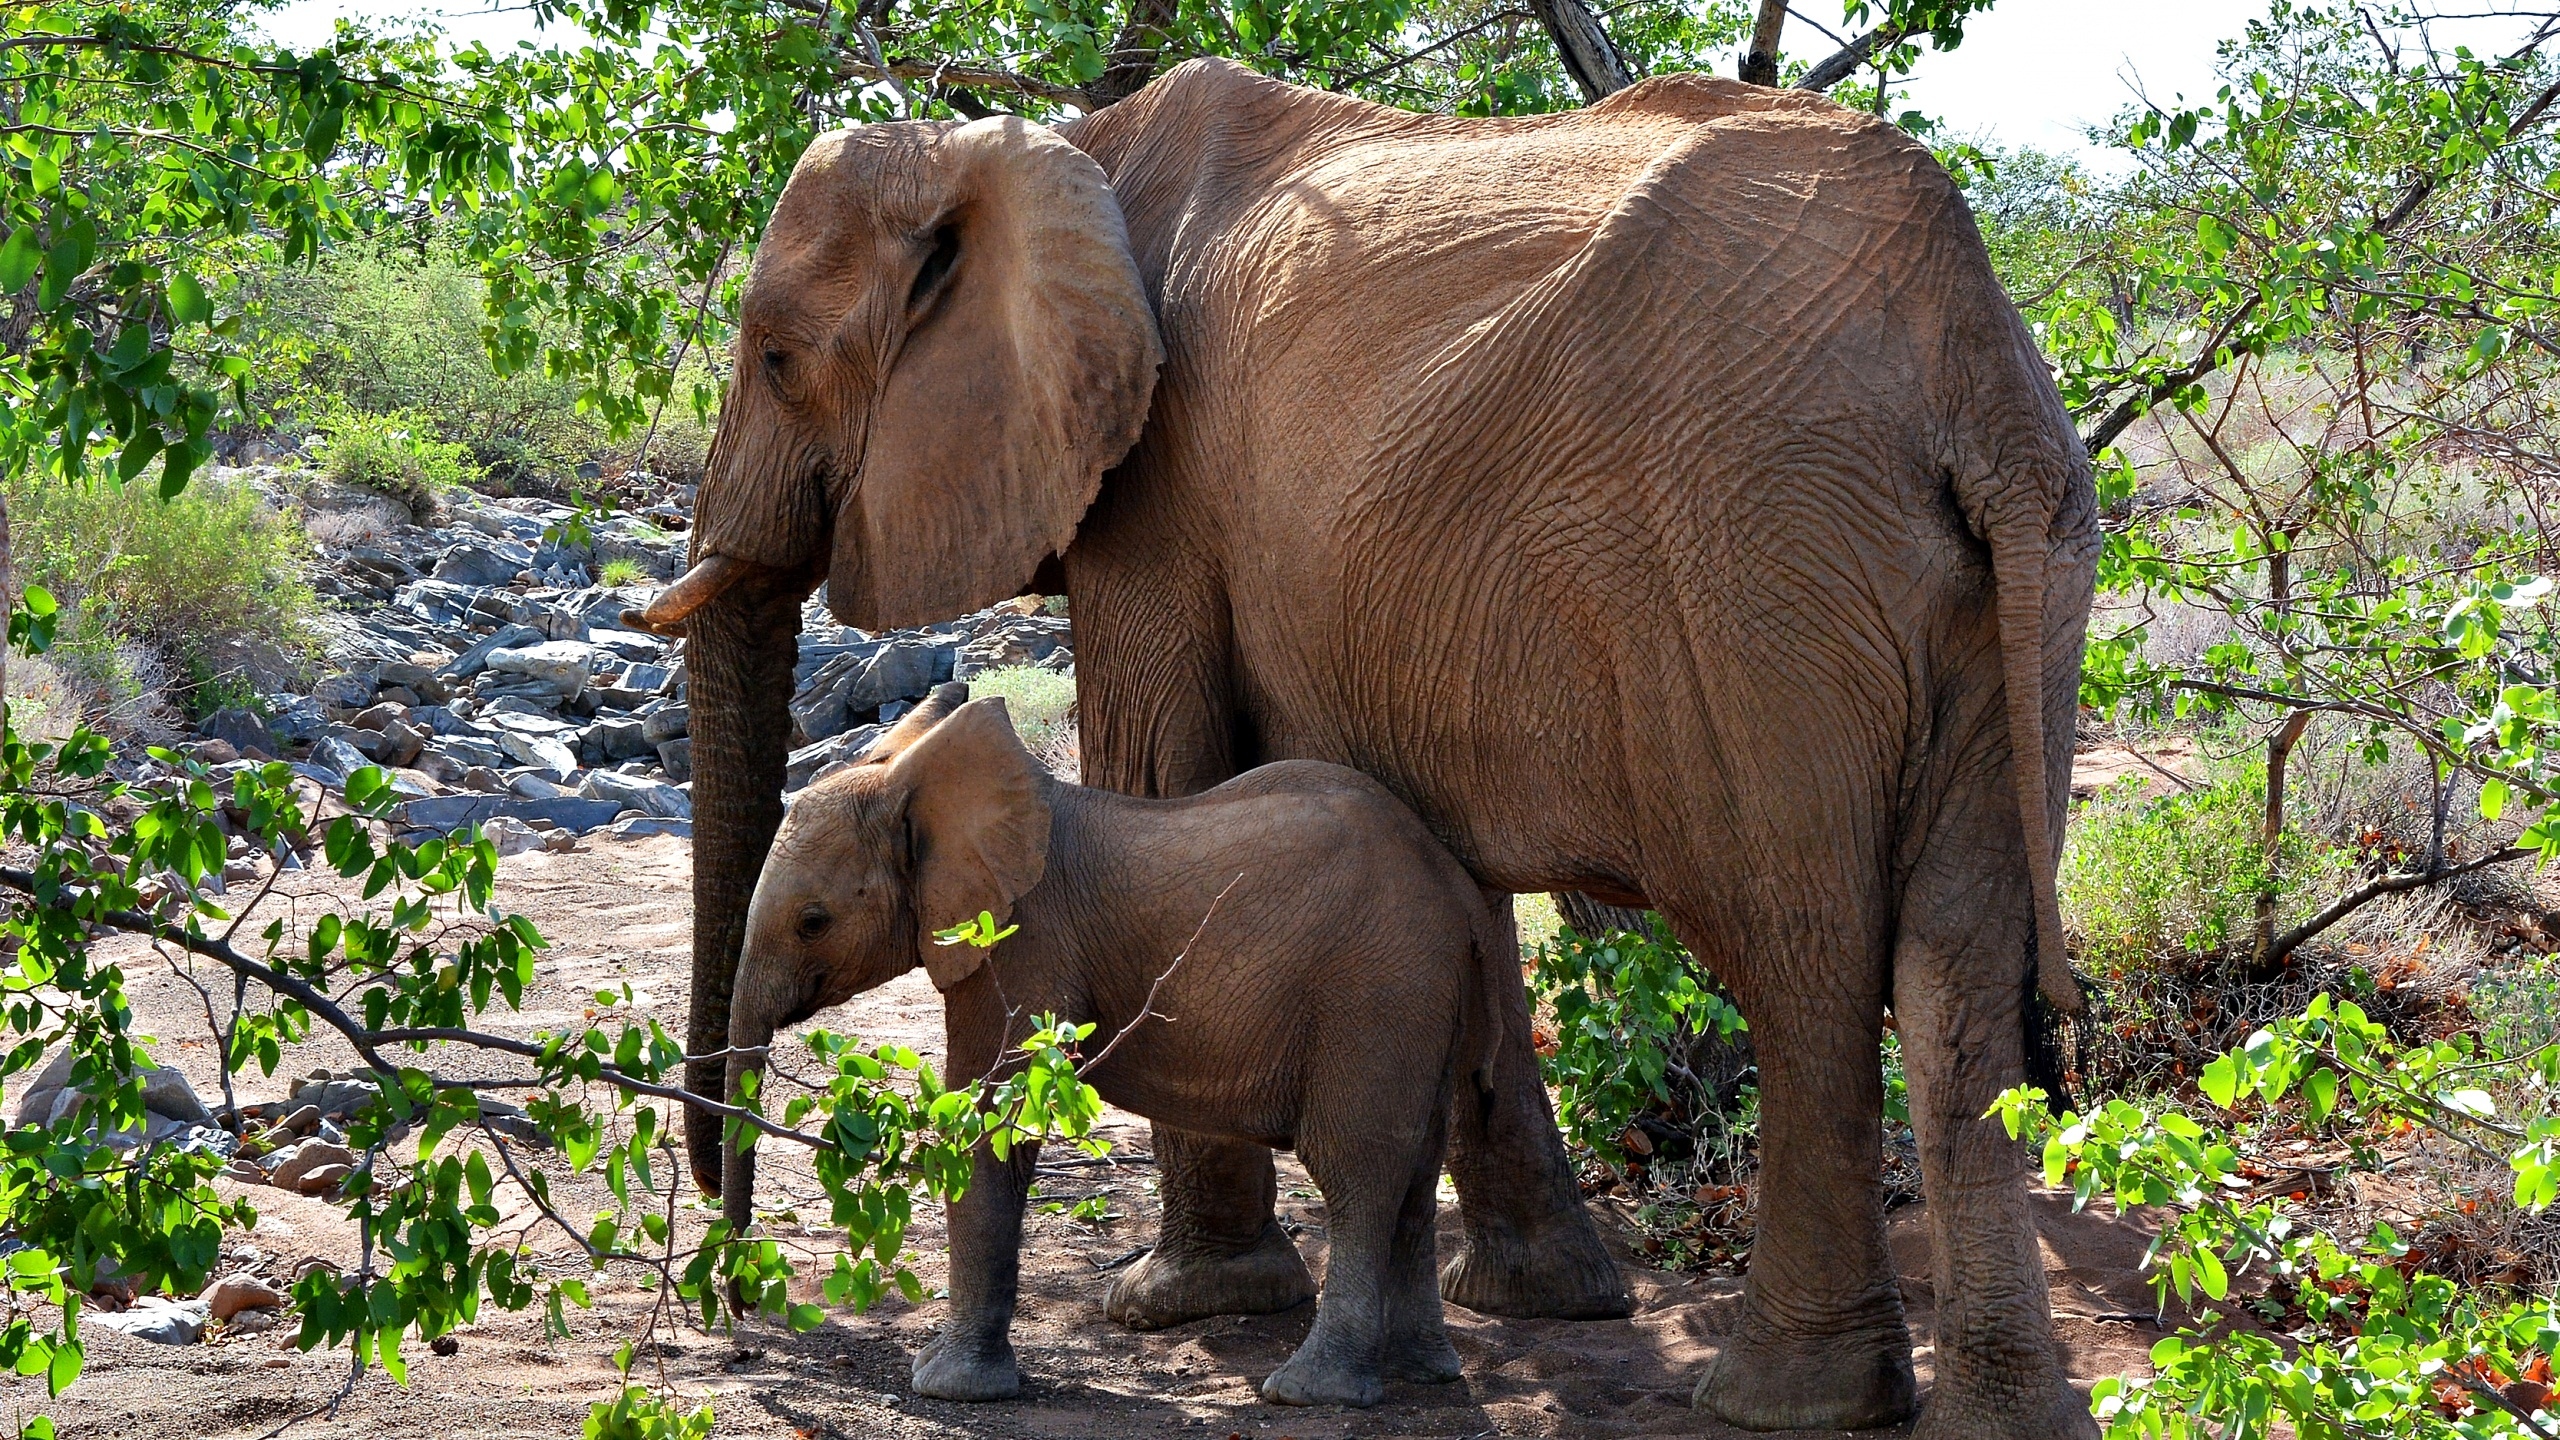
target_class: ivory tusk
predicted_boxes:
[622,552,757,636]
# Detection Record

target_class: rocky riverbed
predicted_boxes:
[165,468,1073,857]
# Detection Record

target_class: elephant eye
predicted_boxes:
[761,345,789,375]
[796,905,831,941]
[907,223,961,312]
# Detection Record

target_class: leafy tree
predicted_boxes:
[2023,4,2560,964]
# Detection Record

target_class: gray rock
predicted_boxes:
[289,1076,382,1120]
[508,772,571,800]
[577,770,690,819]
[495,730,578,780]
[484,641,594,698]
[641,705,689,744]
[395,795,626,836]
[786,725,886,792]
[587,718,654,762]
[376,662,452,705]
[352,702,407,733]
[432,539,532,588]
[374,720,424,768]
[620,662,675,694]
[658,737,692,783]
[440,623,545,680]
[318,723,389,761]
[90,1296,210,1345]
[267,1139,357,1194]
[481,816,547,856]
[953,614,1072,678]
[312,673,376,711]
[588,629,665,664]
[309,736,372,781]
[430,737,508,770]
[198,708,277,758]
[473,673,572,707]
[608,816,692,841]
[265,696,328,742]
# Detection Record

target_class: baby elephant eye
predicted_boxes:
[796,905,831,940]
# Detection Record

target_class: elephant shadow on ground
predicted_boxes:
[726,1104,2178,1440]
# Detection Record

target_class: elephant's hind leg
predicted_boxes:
[1690,932,1918,1432]
[1440,884,1633,1320]
[1893,774,2096,1440]
[1106,1127,1315,1330]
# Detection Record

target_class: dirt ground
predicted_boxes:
[1,834,2169,1439]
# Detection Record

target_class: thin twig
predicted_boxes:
[1076,874,1242,1077]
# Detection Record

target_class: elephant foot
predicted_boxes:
[1912,1378,2098,1440]
[1439,1217,1631,1319]
[1692,1325,1917,1432]
[1381,1331,1463,1385]
[1261,1346,1385,1408]
[1105,1222,1314,1331]
[912,1330,1021,1402]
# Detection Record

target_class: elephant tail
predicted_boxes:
[1989,510,2084,1019]
[1464,923,1509,1101]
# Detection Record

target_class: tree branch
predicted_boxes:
[2269,846,2534,961]
[1529,0,1635,102]
[1795,20,1911,93]
[1739,0,1788,87]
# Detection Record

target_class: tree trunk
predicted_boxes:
[1738,0,1788,86]
[0,495,12,727]
[1556,890,1648,941]
[1089,0,1180,108]
[1529,0,1636,103]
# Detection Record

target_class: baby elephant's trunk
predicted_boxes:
[720,1023,773,1240]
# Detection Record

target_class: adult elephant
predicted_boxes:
[646,59,2097,1439]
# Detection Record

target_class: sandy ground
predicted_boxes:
[0,834,2169,1439]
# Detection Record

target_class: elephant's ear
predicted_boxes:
[889,697,1053,989]
[834,117,1161,631]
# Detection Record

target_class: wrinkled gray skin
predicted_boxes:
[670,59,2099,1439]
[727,690,1512,1408]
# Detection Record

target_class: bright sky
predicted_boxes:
[255,0,2540,167]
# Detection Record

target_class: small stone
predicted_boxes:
[91,1296,209,1345]
[221,1159,266,1185]
[281,1104,322,1135]
[184,737,241,766]
[608,816,691,841]
[641,704,689,744]
[267,1140,354,1193]
[199,707,278,757]
[204,1273,286,1321]
[308,735,371,781]
[352,702,409,733]
[577,770,690,819]
[658,737,692,783]
[483,641,596,697]
[431,1334,459,1357]
[375,719,425,768]
[311,673,377,711]
[227,1308,282,1335]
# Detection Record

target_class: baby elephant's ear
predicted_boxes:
[887,697,1052,989]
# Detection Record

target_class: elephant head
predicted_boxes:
[642,116,1159,1191]
[721,688,1053,1234]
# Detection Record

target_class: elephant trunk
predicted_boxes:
[683,573,803,1195]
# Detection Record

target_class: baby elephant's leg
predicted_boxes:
[1262,1147,1399,1409]
[1381,1112,1462,1384]
[913,1138,1038,1401]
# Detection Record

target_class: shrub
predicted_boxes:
[598,556,649,587]
[240,237,718,492]
[307,408,476,515]
[971,665,1077,765]
[2062,761,2350,980]
[2,471,317,715]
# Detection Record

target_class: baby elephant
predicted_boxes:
[723,684,1507,1408]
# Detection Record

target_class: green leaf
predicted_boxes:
[2199,1054,2241,1110]
[0,227,38,293]
[2302,1067,2338,1127]
[167,272,209,324]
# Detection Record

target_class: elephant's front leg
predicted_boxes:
[1440,884,1632,1319]
[1692,967,1918,1431]
[1105,1126,1315,1329]
[912,1138,1039,1401]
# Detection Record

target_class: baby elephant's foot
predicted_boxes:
[1382,1331,1463,1384]
[1261,1345,1386,1409]
[912,1330,1021,1402]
